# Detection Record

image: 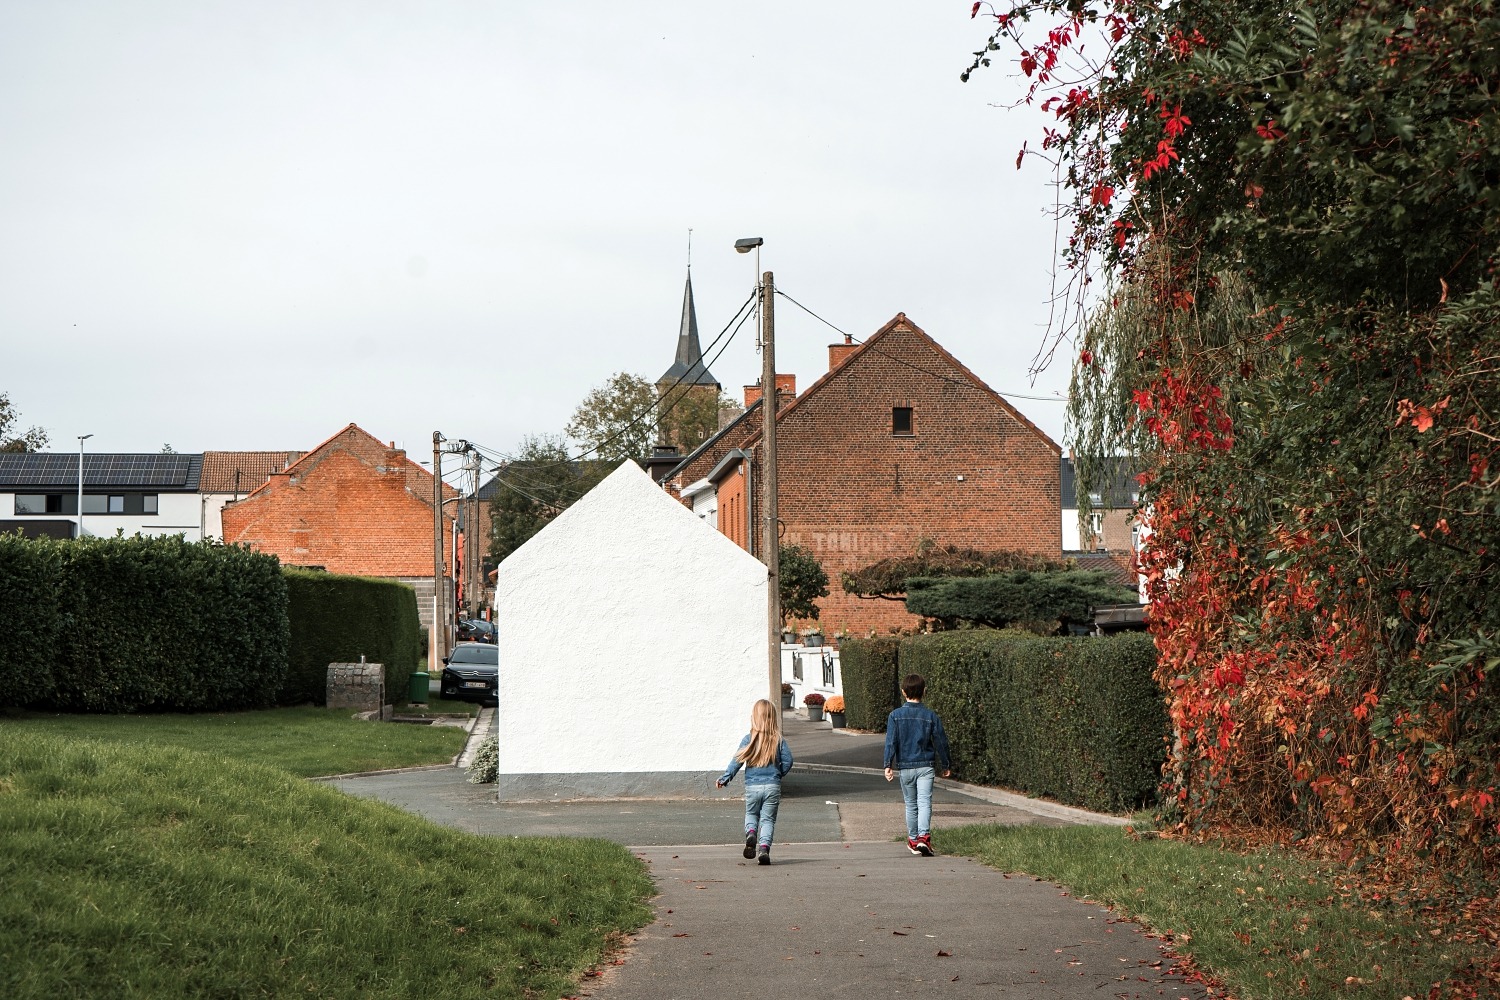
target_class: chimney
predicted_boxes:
[828,334,858,371]
[774,373,797,400]
[744,382,763,407]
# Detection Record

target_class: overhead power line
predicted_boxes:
[773,287,1067,404]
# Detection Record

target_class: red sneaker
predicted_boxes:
[915,835,934,857]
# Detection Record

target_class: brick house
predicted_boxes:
[665,313,1062,637]
[220,424,459,638]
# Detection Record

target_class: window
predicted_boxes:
[892,406,914,435]
[143,494,158,515]
[15,494,49,514]
[81,494,108,514]
[108,495,125,514]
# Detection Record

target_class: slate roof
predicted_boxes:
[1060,456,1139,509]
[200,451,304,493]
[657,272,719,387]
[0,453,203,490]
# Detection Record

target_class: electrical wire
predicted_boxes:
[774,287,1067,404]
[460,288,760,504]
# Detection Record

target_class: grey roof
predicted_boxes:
[0,452,204,491]
[1060,456,1138,509]
[657,273,719,388]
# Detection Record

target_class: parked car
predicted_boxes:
[440,642,499,704]
[456,618,496,644]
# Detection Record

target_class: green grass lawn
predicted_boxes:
[0,706,470,778]
[943,823,1489,1000]
[0,730,654,1000]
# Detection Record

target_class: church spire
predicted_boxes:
[657,271,719,388]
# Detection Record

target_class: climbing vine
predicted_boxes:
[966,0,1500,877]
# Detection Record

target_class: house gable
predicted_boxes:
[494,461,767,799]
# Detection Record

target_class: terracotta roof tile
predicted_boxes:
[200,451,303,493]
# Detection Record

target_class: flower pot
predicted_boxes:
[781,693,793,709]
[828,711,845,729]
[804,632,823,647]
[806,705,823,722]
[781,632,797,645]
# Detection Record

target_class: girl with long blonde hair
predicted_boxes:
[715,699,794,864]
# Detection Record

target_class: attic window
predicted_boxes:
[892,407,914,436]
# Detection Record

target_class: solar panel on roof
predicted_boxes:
[0,453,200,489]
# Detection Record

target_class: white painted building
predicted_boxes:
[0,452,205,540]
[494,461,769,800]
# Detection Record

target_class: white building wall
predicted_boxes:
[494,461,767,799]
[80,493,202,539]
[1061,507,1081,551]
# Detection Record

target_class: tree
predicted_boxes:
[657,385,736,454]
[565,373,656,464]
[0,393,47,453]
[779,544,829,624]
[488,435,608,563]
[841,541,1070,601]
[566,371,737,464]
[904,570,1137,634]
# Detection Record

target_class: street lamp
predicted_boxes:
[734,236,779,708]
[76,434,93,539]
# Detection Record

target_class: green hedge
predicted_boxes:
[0,533,65,706]
[0,534,288,713]
[899,630,1166,813]
[837,637,903,731]
[283,570,421,706]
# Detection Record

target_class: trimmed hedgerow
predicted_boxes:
[900,630,1166,813]
[0,533,64,707]
[837,637,902,732]
[2,534,289,713]
[282,570,421,706]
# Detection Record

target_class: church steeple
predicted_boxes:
[657,272,719,388]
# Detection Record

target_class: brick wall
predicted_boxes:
[221,428,454,580]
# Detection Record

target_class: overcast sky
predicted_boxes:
[1,1,1072,477]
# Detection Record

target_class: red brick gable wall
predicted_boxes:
[221,448,453,577]
[757,320,1061,637]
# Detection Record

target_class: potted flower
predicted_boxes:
[781,626,798,644]
[802,624,824,647]
[825,695,846,728]
[803,691,826,722]
[780,682,793,710]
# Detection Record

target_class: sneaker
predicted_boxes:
[907,838,922,856]
[743,831,757,860]
[757,846,771,865]
[915,835,935,857]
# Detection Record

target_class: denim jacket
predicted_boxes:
[719,735,793,787]
[883,701,951,771]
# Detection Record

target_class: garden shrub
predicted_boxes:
[900,630,1166,813]
[837,637,902,731]
[283,569,421,706]
[2,534,288,712]
[904,570,1137,632]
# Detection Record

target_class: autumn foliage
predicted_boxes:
[967,0,1500,885]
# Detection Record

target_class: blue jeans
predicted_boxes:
[898,766,935,839]
[744,783,782,848]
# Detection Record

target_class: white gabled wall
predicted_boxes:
[494,461,767,795]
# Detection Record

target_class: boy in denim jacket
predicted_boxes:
[883,673,952,856]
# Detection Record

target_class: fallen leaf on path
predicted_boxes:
[892,931,908,936]
[936,950,951,957]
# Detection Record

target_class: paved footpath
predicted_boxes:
[330,712,1209,999]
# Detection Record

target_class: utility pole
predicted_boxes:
[466,446,481,620]
[432,431,445,675]
[760,270,781,708]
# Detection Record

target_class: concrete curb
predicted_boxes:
[309,763,455,782]
[796,762,1133,827]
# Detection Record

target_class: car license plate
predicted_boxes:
[463,681,487,688]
